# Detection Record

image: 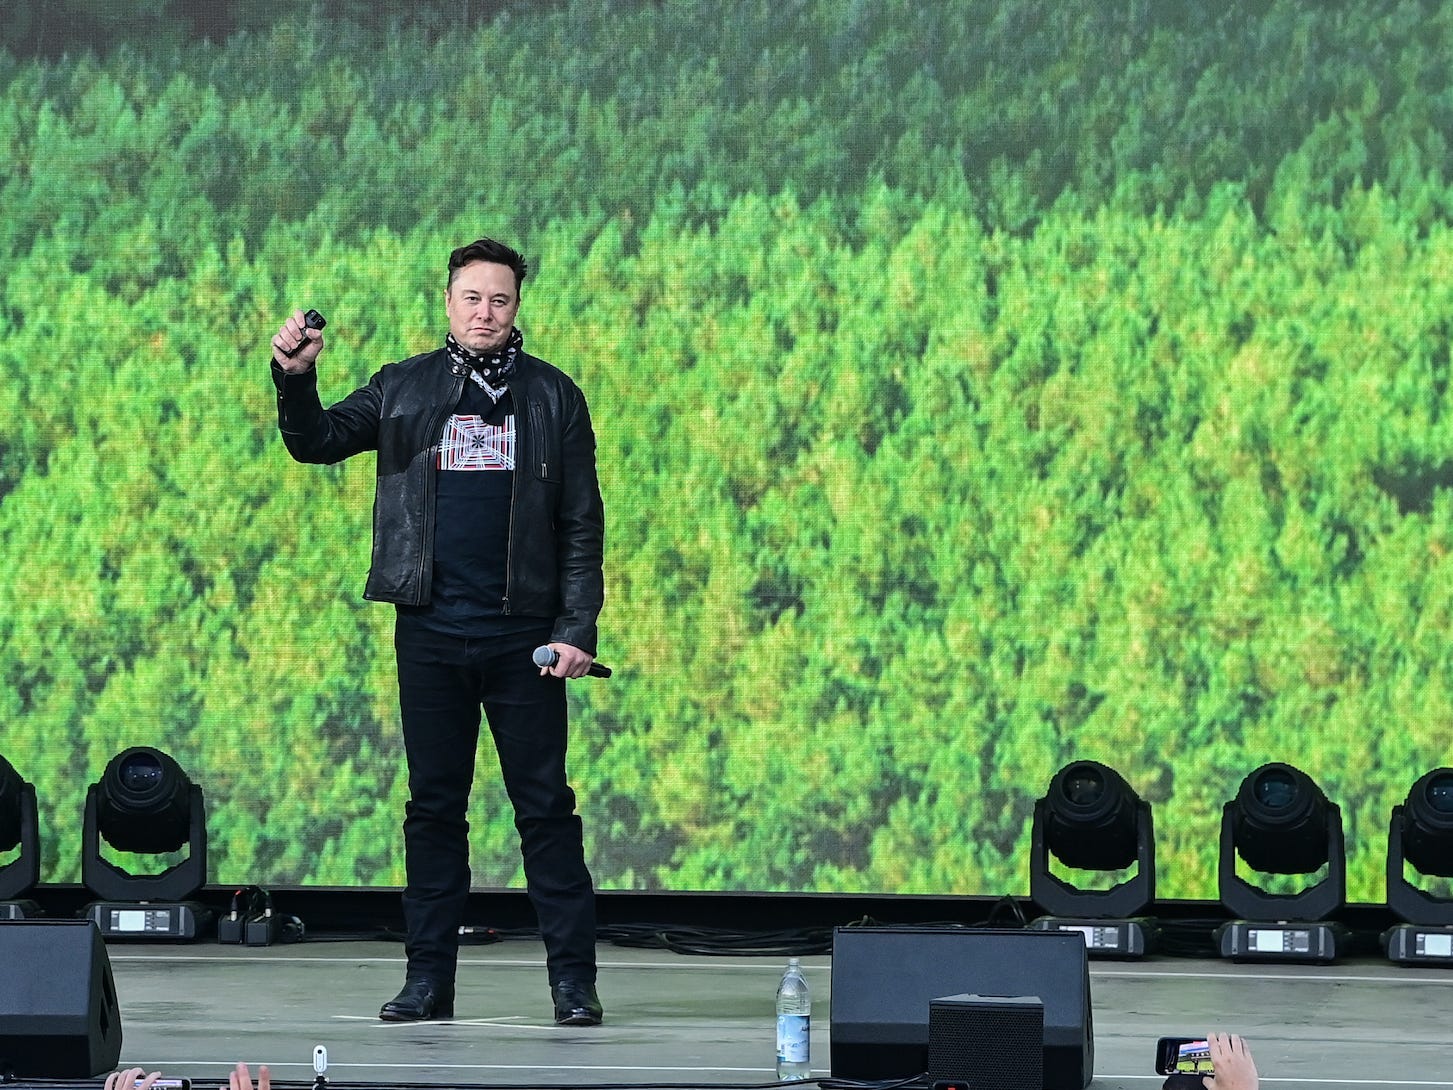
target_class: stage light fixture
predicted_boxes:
[0,755,42,918]
[82,747,210,939]
[1383,768,1453,966]
[1215,762,1347,962]
[1028,760,1157,957]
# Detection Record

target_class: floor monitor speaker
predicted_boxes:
[0,919,123,1077]
[830,926,1092,1090]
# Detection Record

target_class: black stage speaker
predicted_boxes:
[929,994,1044,1090]
[0,919,123,1077]
[830,926,1092,1089]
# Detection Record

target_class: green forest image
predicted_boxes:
[4,0,1453,903]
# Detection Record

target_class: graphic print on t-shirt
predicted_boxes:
[438,413,515,471]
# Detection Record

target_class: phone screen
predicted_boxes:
[1156,1037,1213,1075]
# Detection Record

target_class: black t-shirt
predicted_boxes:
[396,380,549,638]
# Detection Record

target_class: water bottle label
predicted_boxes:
[777,1014,810,1063]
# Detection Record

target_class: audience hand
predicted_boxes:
[229,1062,271,1090]
[1203,1032,1258,1090]
[105,1070,161,1090]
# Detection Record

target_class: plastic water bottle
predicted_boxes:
[775,956,811,1080]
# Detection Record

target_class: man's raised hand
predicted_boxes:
[272,309,325,371]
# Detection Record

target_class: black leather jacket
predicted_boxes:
[271,347,604,653]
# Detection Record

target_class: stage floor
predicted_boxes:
[95,937,1448,1090]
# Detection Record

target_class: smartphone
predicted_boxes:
[1156,1037,1213,1076]
[135,1081,190,1090]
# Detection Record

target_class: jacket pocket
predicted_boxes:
[530,402,562,482]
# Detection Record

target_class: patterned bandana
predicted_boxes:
[445,327,522,398]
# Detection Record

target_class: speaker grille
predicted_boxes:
[929,994,1044,1090]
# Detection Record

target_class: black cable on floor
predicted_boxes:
[598,923,833,957]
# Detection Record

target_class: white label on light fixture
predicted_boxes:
[1420,932,1453,958]
[1057,923,1122,950]
[114,910,150,932]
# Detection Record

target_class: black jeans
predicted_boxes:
[394,621,597,986]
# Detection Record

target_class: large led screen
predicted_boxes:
[3,1,1453,903]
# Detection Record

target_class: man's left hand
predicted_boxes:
[540,642,595,679]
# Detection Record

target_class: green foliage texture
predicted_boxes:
[2,0,1453,903]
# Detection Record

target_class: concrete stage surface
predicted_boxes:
[53,937,1453,1090]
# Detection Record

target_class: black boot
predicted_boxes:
[551,979,603,1026]
[379,977,456,1022]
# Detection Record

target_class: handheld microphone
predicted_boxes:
[533,645,613,678]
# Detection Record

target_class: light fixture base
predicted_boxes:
[1215,919,1347,963]
[85,900,210,940]
[1383,924,1453,966]
[1029,915,1157,957]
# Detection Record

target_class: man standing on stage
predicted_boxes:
[269,237,605,1026]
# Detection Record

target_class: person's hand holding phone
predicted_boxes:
[1202,1032,1258,1090]
[105,1069,162,1090]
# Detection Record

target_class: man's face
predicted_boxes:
[445,260,520,354]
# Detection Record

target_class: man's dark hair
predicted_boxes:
[448,238,529,295]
